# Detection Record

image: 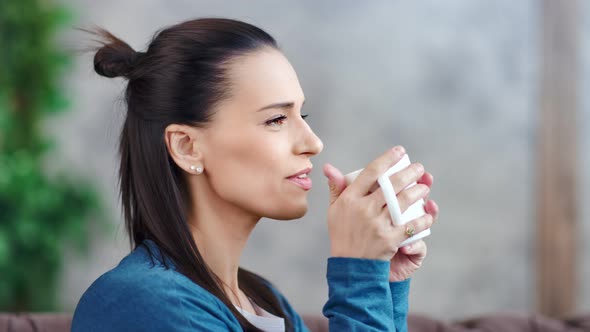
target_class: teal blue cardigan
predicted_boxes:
[72,240,410,331]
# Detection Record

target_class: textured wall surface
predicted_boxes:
[51,0,589,320]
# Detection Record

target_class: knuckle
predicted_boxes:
[360,207,372,219]
[373,228,387,244]
[339,193,351,204]
[398,170,414,187]
[398,185,427,211]
[362,165,380,179]
[375,227,387,238]
[408,219,421,232]
[380,210,393,224]
[365,198,379,215]
[340,193,354,206]
[397,192,410,212]
[409,223,420,233]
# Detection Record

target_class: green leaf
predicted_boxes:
[0,0,106,311]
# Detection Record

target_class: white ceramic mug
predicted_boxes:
[344,154,431,247]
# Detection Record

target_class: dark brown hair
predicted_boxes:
[90,18,292,331]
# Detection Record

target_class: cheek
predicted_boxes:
[205,130,308,219]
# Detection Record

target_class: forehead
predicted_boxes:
[224,48,304,107]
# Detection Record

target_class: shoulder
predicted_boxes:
[72,242,241,332]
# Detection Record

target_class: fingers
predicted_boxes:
[370,183,429,213]
[323,163,347,205]
[368,163,427,210]
[417,172,433,187]
[394,213,434,245]
[346,146,406,197]
[418,172,434,201]
[376,208,433,249]
[397,184,429,213]
[400,239,427,257]
[391,162,425,195]
[424,200,439,220]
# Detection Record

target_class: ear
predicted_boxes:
[164,124,204,174]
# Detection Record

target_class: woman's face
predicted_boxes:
[198,48,323,220]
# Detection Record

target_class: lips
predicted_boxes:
[287,167,313,190]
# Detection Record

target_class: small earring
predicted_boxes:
[190,165,203,174]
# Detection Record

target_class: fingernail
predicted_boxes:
[323,164,334,176]
[415,163,424,173]
[393,146,405,154]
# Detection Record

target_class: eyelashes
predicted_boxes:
[266,115,287,126]
[265,114,309,127]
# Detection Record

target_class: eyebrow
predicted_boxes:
[257,100,306,112]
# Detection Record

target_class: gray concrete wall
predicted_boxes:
[51,0,589,320]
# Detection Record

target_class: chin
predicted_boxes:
[267,203,308,220]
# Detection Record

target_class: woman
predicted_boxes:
[72,17,439,332]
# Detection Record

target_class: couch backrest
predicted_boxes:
[1,312,589,332]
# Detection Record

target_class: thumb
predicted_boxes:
[323,163,346,204]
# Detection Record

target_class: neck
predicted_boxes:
[187,174,260,302]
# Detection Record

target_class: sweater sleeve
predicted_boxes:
[389,279,411,332]
[322,257,395,331]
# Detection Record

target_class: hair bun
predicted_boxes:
[92,28,142,79]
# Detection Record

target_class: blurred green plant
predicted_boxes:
[0,0,102,311]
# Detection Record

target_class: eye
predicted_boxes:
[265,115,287,126]
[301,114,309,120]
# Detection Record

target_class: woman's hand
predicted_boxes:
[389,172,439,281]
[389,240,428,282]
[323,146,435,261]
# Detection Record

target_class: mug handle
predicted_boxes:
[377,155,431,247]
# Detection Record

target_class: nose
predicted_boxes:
[293,119,323,156]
